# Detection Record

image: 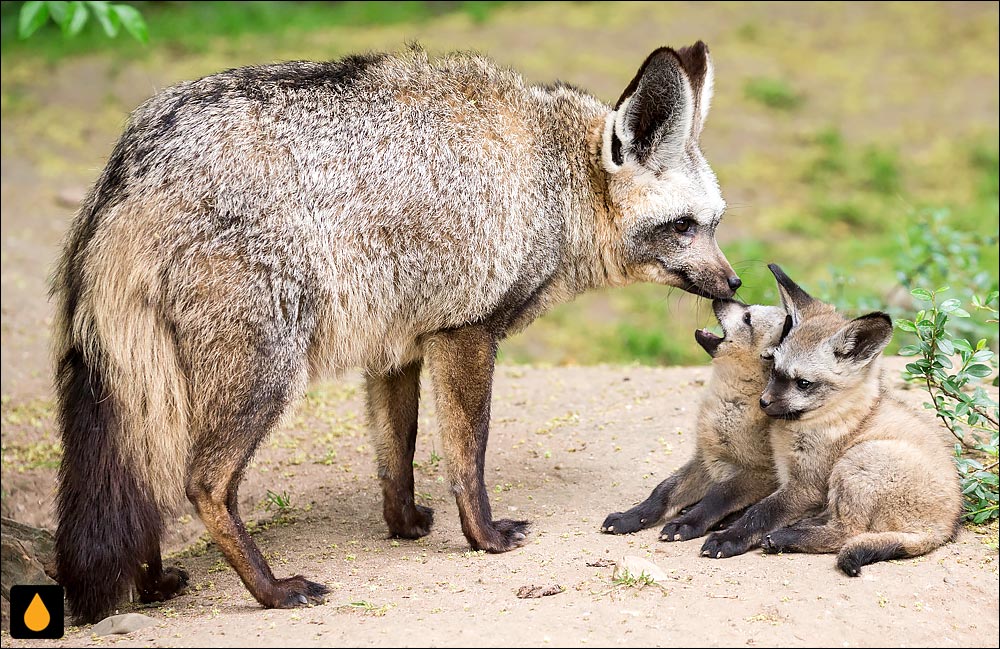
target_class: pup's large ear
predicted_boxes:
[604,42,713,173]
[830,312,893,365]
[768,263,817,326]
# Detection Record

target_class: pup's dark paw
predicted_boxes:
[700,530,753,559]
[659,517,708,542]
[601,510,647,535]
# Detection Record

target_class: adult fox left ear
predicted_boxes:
[672,41,714,138]
[603,42,712,174]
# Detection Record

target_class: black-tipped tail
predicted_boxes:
[836,540,905,577]
[55,346,163,623]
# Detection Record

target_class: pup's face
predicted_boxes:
[695,299,790,362]
[760,265,893,420]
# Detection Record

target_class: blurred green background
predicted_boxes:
[1,1,997,371]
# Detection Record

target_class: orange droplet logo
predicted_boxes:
[24,592,50,632]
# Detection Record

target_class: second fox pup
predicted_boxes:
[52,43,741,622]
[701,264,962,576]
[602,298,789,540]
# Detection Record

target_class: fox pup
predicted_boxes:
[52,44,741,622]
[701,264,962,576]
[602,298,789,541]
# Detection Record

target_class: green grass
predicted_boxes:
[744,76,803,110]
[1,1,508,60]
[1,1,996,368]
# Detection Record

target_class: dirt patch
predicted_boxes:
[1,364,997,647]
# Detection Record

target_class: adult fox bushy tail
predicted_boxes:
[52,44,739,622]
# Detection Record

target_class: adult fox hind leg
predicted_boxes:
[601,458,709,534]
[182,303,328,608]
[185,377,328,607]
[136,544,190,604]
[426,325,528,552]
[367,361,434,539]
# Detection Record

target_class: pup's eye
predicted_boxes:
[796,379,812,390]
[673,218,692,234]
[743,311,752,325]
[760,352,774,361]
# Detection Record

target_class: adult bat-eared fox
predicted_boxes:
[52,43,739,621]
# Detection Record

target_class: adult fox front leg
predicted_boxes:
[426,325,529,551]
[53,43,739,622]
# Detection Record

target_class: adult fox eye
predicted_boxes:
[743,311,752,325]
[796,379,812,390]
[672,218,692,234]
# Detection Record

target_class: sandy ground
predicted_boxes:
[2,363,998,647]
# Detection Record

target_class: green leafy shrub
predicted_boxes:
[897,287,999,524]
[18,1,147,42]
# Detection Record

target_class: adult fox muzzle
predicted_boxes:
[51,44,737,622]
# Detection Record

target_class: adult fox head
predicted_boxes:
[599,42,739,299]
[759,264,894,420]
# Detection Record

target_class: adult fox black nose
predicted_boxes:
[759,396,771,409]
[728,276,742,291]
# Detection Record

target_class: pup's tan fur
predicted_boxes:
[603,299,787,541]
[701,265,962,576]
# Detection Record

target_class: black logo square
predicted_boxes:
[9,584,64,639]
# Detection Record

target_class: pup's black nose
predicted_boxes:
[728,276,742,291]
[759,397,771,409]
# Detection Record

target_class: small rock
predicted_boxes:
[615,556,669,583]
[92,613,156,636]
[1,518,57,631]
[586,558,615,568]
[516,584,564,599]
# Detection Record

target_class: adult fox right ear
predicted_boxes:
[603,42,713,173]
[768,263,817,326]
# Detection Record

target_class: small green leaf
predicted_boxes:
[18,1,50,38]
[896,320,917,333]
[940,298,961,313]
[63,1,88,36]
[112,3,147,43]
[934,354,953,370]
[951,308,971,318]
[967,364,994,378]
[897,345,921,357]
[952,339,973,353]
[972,349,995,363]
[47,1,69,25]
[911,288,932,301]
[87,0,119,37]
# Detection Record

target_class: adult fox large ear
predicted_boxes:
[768,263,817,326]
[603,42,713,173]
[830,312,893,365]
